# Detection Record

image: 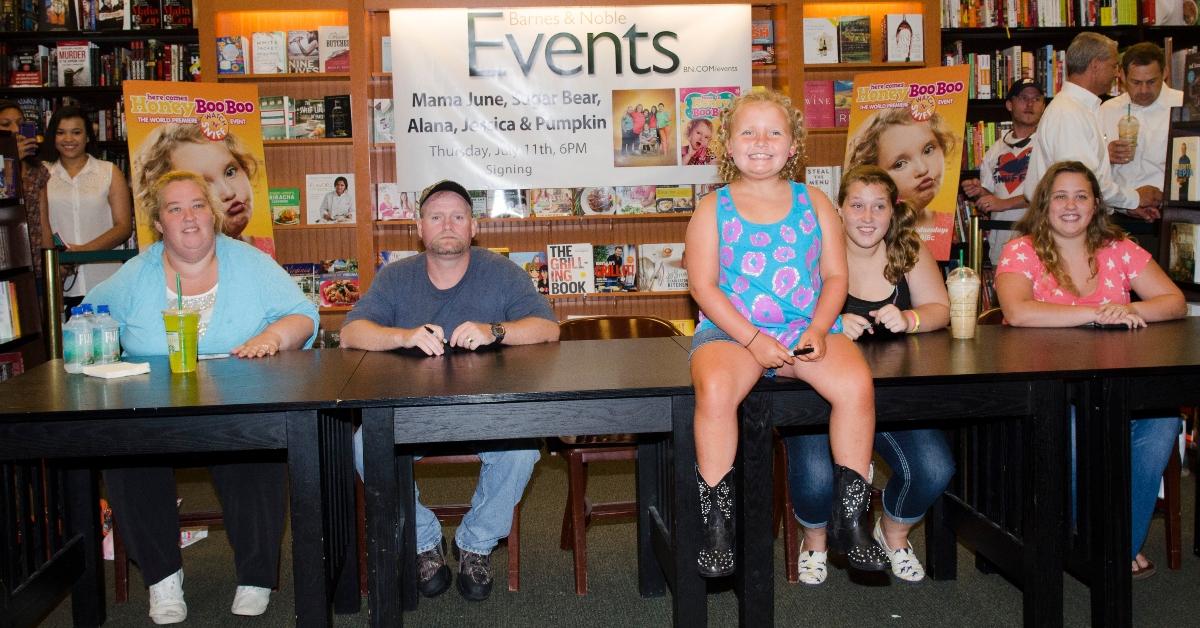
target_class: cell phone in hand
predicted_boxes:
[17,122,37,139]
[792,346,815,356]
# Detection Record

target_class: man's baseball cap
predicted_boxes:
[418,179,473,211]
[1006,78,1045,101]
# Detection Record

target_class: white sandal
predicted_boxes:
[873,520,925,583]
[797,540,828,586]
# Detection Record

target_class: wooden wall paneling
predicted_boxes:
[274,225,358,264]
[212,9,349,37]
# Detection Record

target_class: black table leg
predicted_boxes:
[328,411,360,615]
[1089,378,1132,627]
[924,494,957,580]
[286,409,332,628]
[637,436,666,597]
[1023,380,1066,626]
[65,466,104,628]
[670,394,707,628]
[398,451,418,612]
[362,407,402,628]
[736,392,772,628]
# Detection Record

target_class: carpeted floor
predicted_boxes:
[34,454,1200,627]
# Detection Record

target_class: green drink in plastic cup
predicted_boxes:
[162,308,199,373]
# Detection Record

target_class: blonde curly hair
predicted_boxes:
[143,170,225,242]
[713,89,805,183]
[1013,161,1127,296]
[837,165,922,285]
[133,124,258,235]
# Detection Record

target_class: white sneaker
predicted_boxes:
[873,520,925,583]
[148,569,187,625]
[796,540,828,586]
[231,585,272,616]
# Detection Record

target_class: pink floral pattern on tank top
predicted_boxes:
[698,181,841,348]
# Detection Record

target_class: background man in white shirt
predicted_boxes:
[1099,42,1183,222]
[1024,32,1162,218]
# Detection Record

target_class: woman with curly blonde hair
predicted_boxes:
[784,165,951,585]
[134,123,273,256]
[844,107,957,237]
[997,160,1185,580]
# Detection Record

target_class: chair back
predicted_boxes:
[558,315,682,341]
[977,307,1004,325]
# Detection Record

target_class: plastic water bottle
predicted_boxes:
[62,307,93,373]
[92,305,121,365]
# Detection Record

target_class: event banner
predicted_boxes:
[389,5,750,190]
[843,65,970,261]
[123,80,275,257]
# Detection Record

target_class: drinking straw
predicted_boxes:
[176,273,182,310]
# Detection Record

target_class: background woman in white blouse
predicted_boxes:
[38,106,133,306]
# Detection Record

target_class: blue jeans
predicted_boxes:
[353,428,540,555]
[1069,408,1180,560]
[785,428,955,527]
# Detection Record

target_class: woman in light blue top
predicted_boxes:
[84,170,317,624]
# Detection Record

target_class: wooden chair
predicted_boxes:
[975,308,1183,570]
[977,307,1004,325]
[556,315,682,595]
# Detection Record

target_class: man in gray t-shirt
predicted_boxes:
[343,179,558,602]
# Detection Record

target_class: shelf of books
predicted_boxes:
[0,3,198,169]
[944,4,1200,188]
[361,4,766,325]
[199,2,367,330]
[797,0,941,198]
[0,131,45,376]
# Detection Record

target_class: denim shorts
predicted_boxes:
[690,325,776,378]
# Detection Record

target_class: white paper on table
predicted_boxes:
[82,362,150,379]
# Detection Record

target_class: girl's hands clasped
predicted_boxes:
[870,304,910,334]
[1094,304,1146,328]
[839,313,872,340]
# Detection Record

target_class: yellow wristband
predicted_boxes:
[906,310,921,334]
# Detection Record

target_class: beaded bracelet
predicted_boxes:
[745,329,761,348]
[906,310,921,334]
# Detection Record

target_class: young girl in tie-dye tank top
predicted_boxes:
[685,90,887,578]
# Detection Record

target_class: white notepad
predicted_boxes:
[82,362,151,379]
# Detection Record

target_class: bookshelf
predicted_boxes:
[192,0,950,326]
[0,27,199,162]
[945,22,1200,168]
[796,0,943,172]
[197,1,363,327]
[356,1,800,323]
[0,131,45,375]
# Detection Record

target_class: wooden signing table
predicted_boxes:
[3,322,1198,627]
[339,337,695,628]
[0,349,366,628]
[667,318,1200,628]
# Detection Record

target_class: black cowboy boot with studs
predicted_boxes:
[828,463,889,572]
[696,466,735,577]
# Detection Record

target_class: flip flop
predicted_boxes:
[1132,558,1157,580]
